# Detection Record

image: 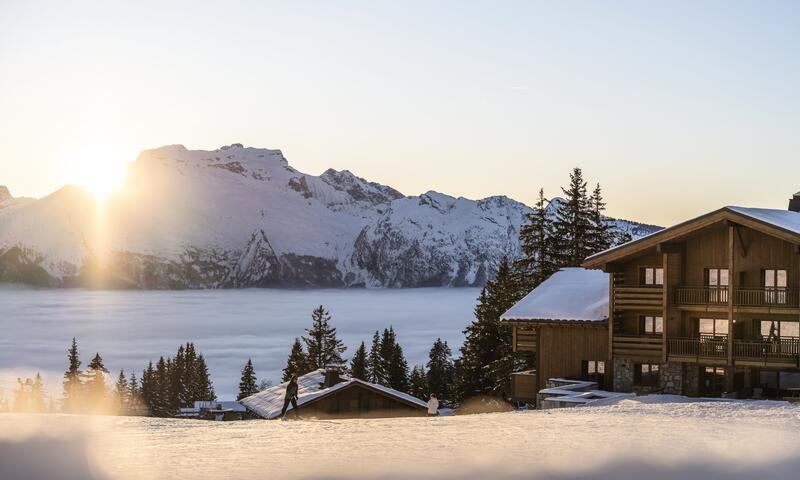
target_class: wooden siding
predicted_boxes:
[536,325,609,392]
[297,383,426,419]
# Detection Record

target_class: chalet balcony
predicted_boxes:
[613,286,663,311]
[666,337,800,367]
[674,286,800,309]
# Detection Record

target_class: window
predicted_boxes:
[634,363,660,386]
[582,360,606,389]
[640,316,663,335]
[640,267,664,286]
[705,268,729,303]
[699,318,729,338]
[763,269,788,304]
[760,320,800,340]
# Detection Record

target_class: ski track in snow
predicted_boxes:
[0,287,481,400]
[1,399,799,479]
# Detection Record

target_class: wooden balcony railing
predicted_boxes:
[667,337,728,359]
[674,286,800,308]
[613,286,663,310]
[734,338,800,365]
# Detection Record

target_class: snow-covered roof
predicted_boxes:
[500,268,609,322]
[240,369,427,419]
[726,206,800,235]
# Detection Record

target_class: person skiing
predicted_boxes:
[427,394,439,417]
[280,375,300,419]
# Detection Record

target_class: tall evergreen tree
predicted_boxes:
[31,372,46,413]
[127,371,141,415]
[409,365,428,399]
[426,338,454,402]
[302,305,347,369]
[62,337,82,413]
[380,327,409,392]
[454,257,531,401]
[587,183,614,254]
[551,167,592,266]
[140,362,156,416]
[366,331,385,384]
[282,338,310,381]
[238,359,258,401]
[514,188,557,293]
[114,370,129,413]
[154,356,170,417]
[194,354,215,401]
[349,341,368,381]
[86,352,109,409]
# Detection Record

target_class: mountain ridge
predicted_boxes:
[0,144,661,288]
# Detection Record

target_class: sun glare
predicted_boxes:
[67,144,129,201]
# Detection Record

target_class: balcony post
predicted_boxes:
[726,224,735,392]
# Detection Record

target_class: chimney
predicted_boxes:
[324,365,342,388]
[789,191,800,213]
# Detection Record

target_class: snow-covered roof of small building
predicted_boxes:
[500,268,609,323]
[240,369,428,419]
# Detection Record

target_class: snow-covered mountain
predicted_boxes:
[0,144,661,289]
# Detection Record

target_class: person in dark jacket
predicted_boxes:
[280,375,300,419]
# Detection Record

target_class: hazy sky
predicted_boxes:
[1,1,798,225]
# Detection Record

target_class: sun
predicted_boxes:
[67,144,129,201]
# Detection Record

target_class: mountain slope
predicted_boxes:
[0,144,661,288]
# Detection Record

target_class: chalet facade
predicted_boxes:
[500,268,611,403]
[581,195,800,398]
[241,368,429,419]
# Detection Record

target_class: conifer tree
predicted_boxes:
[194,354,215,402]
[381,327,410,392]
[409,365,428,399]
[367,331,385,384]
[115,370,129,414]
[128,372,141,415]
[86,352,109,410]
[237,359,258,401]
[514,188,558,293]
[282,338,310,381]
[62,337,82,413]
[454,257,531,401]
[169,345,186,409]
[588,183,613,254]
[349,341,368,381]
[140,362,156,416]
[31,372,46,413]
[426,338,454,402]
[154,356,169,416]
[302,305,347,369]
[551,167,592,266]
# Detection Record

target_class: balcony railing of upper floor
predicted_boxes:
[665,336,800,366]
[674,286,800,309]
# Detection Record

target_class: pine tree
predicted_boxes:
[154,356,170,417]
[381,327,409,392]
[282,338,310,381]
[31,372,47,413]
[62,337,82,413]
[349,341,368,381]
[181,343,198,407]
[551,167,592,266]
[140,362,156,416]
[588,183,613,254]
[169,345,186,409]
[194,354,215,402]
[237,359,258,401]
[454,257,531,401]
[115,370,129,414]
[514,188,558,293]
[302,305,347,370]
[409,365,428,399]
[426,338,454,402]
[86,352,109,411]
[128,372,141,415]
[367,331,385,384]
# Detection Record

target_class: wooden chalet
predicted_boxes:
[500,268,610,404]
[240,368,429,419]
[580,193,800,398]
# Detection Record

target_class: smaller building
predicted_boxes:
[501,268,611,405]
[241,368,429,419]
[178,400,247,421]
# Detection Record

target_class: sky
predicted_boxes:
[0,1,798,226]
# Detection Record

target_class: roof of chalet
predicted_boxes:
[583,206,800,268]
[500,268,609,323]
[240,369,428,419]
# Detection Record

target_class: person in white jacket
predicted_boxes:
[427,394,439,416]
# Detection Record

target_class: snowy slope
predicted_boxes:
[0,144,661,288]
